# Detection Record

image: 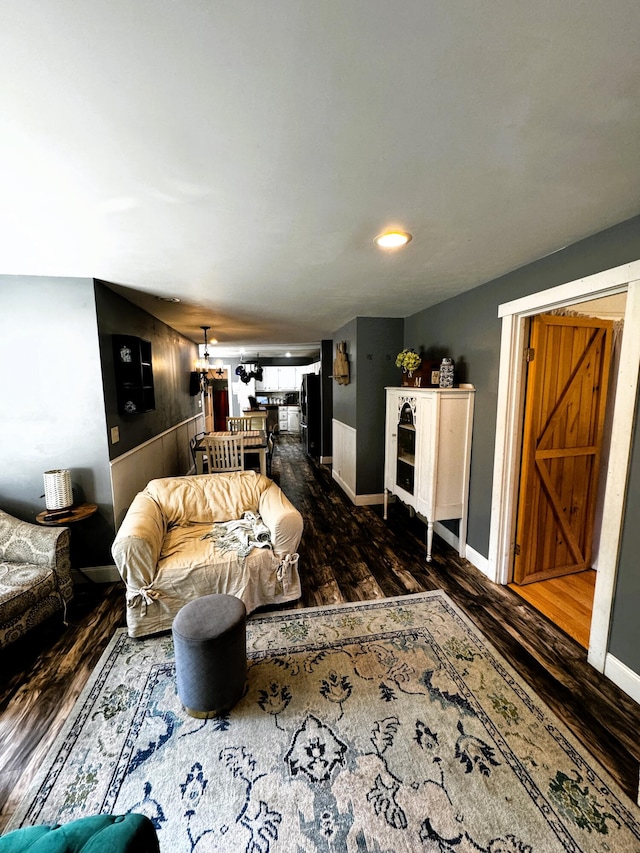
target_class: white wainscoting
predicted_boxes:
[110,414,205,530]
[332,419,357,502]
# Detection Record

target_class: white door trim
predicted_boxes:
[488,259,640,672]
[590,280,640,669]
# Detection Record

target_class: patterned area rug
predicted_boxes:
[7,591,640,852]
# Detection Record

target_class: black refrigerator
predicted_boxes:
[300,373,321,457]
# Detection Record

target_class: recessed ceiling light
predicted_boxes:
[375,230,412,249]
[156,295,181,303]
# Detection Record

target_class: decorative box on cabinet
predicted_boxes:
[113,335,156,415]
[383,386,474,561]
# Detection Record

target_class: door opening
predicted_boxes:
[489,263,640,674]
[510,307,619,647]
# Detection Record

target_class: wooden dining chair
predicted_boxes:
[226,416,252,432]
[199,434,244,473]
[266,431,276,477]
[190,432,206,472]
[248,412,268,430]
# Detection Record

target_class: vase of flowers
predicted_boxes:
[396,349,422,385]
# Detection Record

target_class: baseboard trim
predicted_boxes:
[329,472,384,507]
[604,652,640,706]
[433,521,459,552]
[462,542,491,577]
[332,469,355,503]
[354,493,385,507]
[76,565,121,584]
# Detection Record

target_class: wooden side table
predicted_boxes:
[36,503,98,526]
[36,504,99,581]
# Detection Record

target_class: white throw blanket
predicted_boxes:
[202,511,272,564]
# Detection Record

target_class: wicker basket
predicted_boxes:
[43,469,73,510]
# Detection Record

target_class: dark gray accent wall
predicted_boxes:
[356,318,404,495]
[333,317,404,495]
[95,282,200,460]
[609,410,640,667]
[332,318,358,428]
[320,339,333,458]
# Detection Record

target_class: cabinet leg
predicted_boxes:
[426,521,433,562]
[383,489,388,521]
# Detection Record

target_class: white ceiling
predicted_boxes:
[3,1,639,349]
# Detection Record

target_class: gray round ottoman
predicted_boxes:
[172,593,247,718]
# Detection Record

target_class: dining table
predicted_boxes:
[195,430,268,476]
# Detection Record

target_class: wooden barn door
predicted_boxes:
[513,314,613,585]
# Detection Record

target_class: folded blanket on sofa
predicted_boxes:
[202,511,272,564]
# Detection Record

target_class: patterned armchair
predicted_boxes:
[0,508,73,649]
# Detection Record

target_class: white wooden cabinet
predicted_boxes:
[383,387,474,561]
[277,366,297,390]
[255,366,278,391]
[287,405,300,432]
[256,366,299,391]
[278,405,300,433]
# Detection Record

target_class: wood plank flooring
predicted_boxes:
[508,570,596,648]
[1,434,639,832]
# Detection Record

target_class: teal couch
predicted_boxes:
[0,814,159,852]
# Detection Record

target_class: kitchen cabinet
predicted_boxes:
[277,366,297,390]
[287,406,300,433]
[277,405,300,433]
[256,366,298,391]
[383,387,474,561]
[255,366,278,391]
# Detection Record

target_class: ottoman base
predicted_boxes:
[183,704,229,719]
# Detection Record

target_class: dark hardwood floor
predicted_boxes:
[1,433,639,831]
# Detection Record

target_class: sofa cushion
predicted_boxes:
[144,472,272,527]
[0,563,62,623]
[154,524,282,616]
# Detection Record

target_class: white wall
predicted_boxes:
[0,276,113,561]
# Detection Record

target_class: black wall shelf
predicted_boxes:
[113,335,155,415]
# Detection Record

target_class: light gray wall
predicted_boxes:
[404,213,640,673]
[0,276,113,564]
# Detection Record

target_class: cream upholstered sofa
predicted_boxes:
[0,508,73,649]
[112,472,303,638]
